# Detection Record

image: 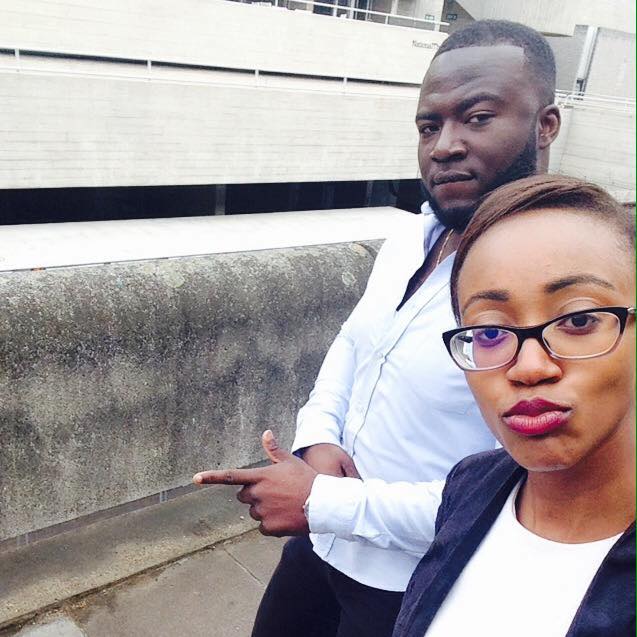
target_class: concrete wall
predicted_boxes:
[453,0,635,35]
[440,0,474,33]
[0,0,445,84]
[586,28,636,98]
[0,0,444,189]
[0,240,380,542]
[0,69,420,189]
[547,26,588,92]
[549,104,636,201]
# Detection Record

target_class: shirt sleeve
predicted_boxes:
[291,236,391,453]
[292,217,423,454]
[307,474,445,557]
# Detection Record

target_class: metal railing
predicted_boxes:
[555,89,636,114]
[236,0,448,30]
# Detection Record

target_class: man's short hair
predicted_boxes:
[434,20,556,105]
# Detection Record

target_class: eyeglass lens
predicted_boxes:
[451,311,622,370]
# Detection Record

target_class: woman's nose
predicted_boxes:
[505,338,563,385]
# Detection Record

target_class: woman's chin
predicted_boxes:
[502,436,578,473]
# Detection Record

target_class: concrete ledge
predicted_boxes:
[1,240,381,542]
[0,480,262,629]
[0,207,404,271]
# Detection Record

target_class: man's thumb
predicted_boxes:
[262,430,292,464]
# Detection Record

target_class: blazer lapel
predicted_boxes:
[396,454,524,636]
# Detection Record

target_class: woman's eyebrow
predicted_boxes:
[544,274,615,294]
[461,289,509,314]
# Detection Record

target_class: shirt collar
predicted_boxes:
[420,201,447,254]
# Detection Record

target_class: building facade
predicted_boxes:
[0,0,634,223]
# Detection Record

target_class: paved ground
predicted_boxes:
[6,531,286,637]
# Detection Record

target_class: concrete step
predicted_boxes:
[3,530,285,637]
[0,483,267,630]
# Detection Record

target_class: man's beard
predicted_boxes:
[423,126,538,232]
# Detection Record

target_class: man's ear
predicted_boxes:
[537,104,561,149]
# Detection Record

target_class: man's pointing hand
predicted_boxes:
[193,430,318,537]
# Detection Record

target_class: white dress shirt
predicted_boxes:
[292,204,496,592]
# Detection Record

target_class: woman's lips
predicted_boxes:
[502,399,572,436]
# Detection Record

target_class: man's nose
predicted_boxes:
[505,338,563,386]
[429,122,467,162]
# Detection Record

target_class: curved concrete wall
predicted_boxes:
[0,0,441,189]
[0,71,420,189]
[0,0,445,83]
[455,0,635,36]
[0,240,380,542]
[549,102,636,202]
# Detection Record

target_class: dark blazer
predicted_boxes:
[393,449,636,637]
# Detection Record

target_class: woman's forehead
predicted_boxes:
[458,210,633,302]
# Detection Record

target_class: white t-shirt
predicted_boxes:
[425,481,621,637]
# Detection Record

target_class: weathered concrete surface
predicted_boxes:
[1,240,380,542]
[0,480,268,628]
[69,534,287,637]
[11,617,85,637]
[2,531,286,637]
[0,531,285,637]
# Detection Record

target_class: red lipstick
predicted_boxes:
[502,398,571,436]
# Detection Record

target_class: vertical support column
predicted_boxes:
[215,185,227,215]
[365,180,374,207]
[574,25,599,94]
[322,183,335,209]
[288,183,301,210]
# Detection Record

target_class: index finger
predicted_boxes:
[192,468,263,486]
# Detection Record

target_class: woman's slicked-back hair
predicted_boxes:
[449,174,636,322]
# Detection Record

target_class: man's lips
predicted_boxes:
[502,398,572,437]
[432,171,474,186]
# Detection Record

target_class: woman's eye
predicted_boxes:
[559,313,598,331]
[474,327,508,347]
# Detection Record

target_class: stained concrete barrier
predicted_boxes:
[0,240,380,543]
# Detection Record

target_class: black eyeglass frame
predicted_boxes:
[442,306,636,372]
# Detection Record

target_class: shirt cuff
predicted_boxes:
[291,418,343,454]
[307,474,364,536]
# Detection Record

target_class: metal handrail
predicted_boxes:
[555,89,636,113]
[247,0,448,28]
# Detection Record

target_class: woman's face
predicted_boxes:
[457,209,635,472]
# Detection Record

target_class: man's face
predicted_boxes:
[416,45,543,230]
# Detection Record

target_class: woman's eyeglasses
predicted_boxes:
[442,307,636,372]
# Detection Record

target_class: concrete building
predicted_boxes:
[0,0,634,223]
[0,2,634,631]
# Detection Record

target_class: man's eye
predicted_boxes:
[419,124,439,136]
[466,113,494,125]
